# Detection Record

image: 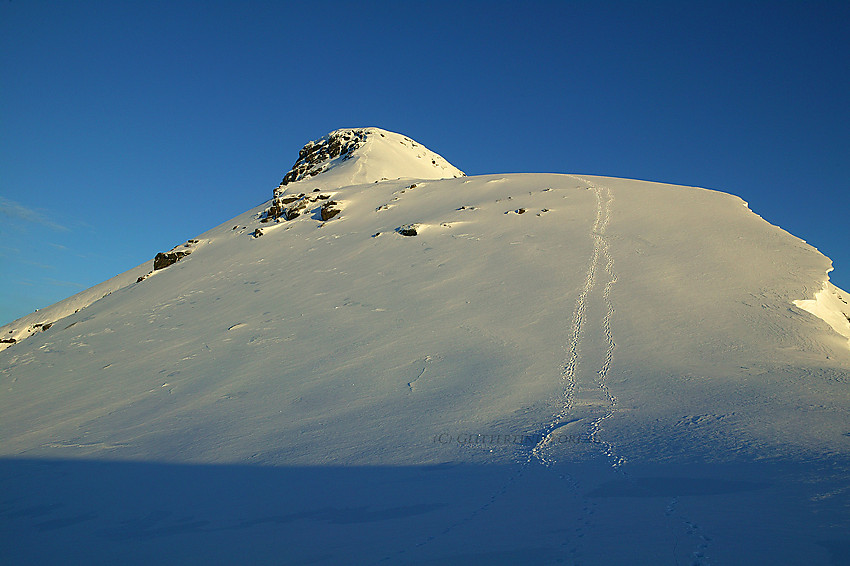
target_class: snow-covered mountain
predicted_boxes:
[2,127,849,565]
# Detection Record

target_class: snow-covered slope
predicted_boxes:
[0,127,463,354]
[0,262,152,351]
[2,129,849,565]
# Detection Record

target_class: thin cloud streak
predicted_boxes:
[44,278,85,289]
[0,196,69,232]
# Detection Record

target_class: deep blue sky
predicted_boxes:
[2,1,848,325]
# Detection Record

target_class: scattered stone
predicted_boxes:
[253,228,263,238]
[517,208,526,214]
[41,323,52,331]
[0,338,15,344]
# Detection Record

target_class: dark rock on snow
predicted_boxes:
[154,251,190,271]
[320,201,341,221]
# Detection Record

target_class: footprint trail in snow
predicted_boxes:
[532,176,621,469]
[384,178,627,562]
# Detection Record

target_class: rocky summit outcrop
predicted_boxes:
[259,128,465,231]
[278,129,367,189]
[273,128,464,199]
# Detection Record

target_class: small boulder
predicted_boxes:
[320,201,341,221]
[397,224,419,237]
[154,251,189,271]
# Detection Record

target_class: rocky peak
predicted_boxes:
[279,128,368,188]
[274,128,464,198]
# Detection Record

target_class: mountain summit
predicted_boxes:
[276,127,464,191]
[2,129,850,565]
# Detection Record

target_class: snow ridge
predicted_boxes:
[793,280,850,348]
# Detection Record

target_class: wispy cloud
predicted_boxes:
[0,196,69,232]
[17,258,56,270]
[0,244,21,256]
[44,278,85,289]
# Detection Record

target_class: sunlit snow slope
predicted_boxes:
[2,128,849,565]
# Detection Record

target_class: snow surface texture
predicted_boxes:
[2,128,850,565]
